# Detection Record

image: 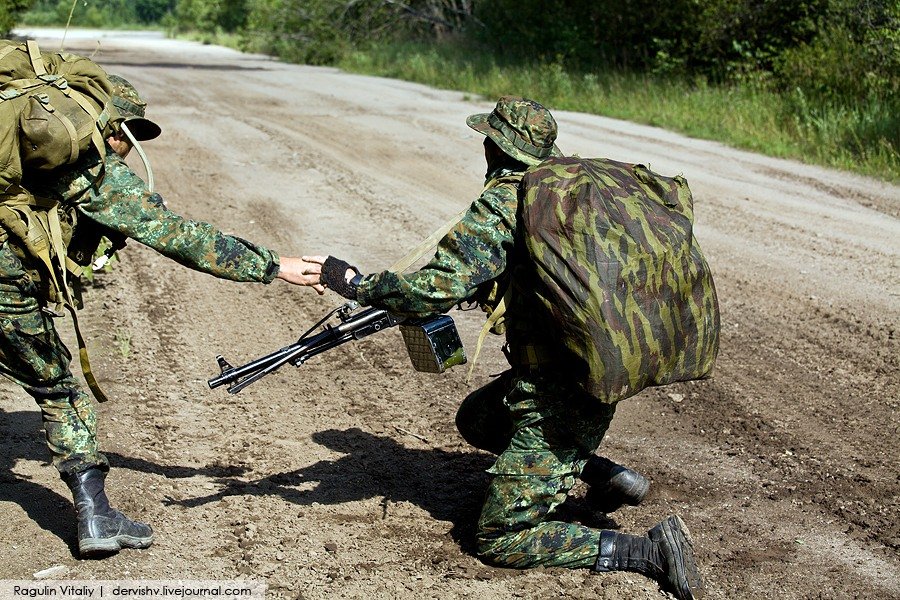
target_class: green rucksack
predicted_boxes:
[0,39,119,403]
[517,156,720,403]
[1,39,117,192]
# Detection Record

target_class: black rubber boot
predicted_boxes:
[62,467,154,557]
[593,515,704,600]
[580,455,650,513]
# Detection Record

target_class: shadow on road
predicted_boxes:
[0,407,250,557]
[2,409,618,559]
[160,427,621,550]
[98,61,270,72]
[164,427,495,549]
[0,407,76,553]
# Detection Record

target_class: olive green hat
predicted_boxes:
[108,74,162,141]
[466,96,562,166]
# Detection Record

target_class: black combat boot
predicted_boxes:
[580,455,650,513]
[594,515,704,600]
[62,467,154,557]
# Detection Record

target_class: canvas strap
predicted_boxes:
[25,40,47,76]
[466,285,510,383]
[62,85,109,163]
[388,206,467,273]
[0,191,109,403]
[386,177,519,383]
[389,177,510,272]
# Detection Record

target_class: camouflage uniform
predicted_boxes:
[0,98,278,477]
[326,97,705,600]
[356,100,610,569]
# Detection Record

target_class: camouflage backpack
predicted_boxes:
[517,156,720,403]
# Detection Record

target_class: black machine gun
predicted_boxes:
[208,301,466,394]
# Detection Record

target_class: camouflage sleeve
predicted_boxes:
[70,150,279,283]
[356,183,519,319]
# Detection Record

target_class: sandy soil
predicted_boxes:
[2,30,898,599]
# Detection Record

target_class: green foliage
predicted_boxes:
[775,0,899,100]
[340,41,899,181]
[240,0,450,65]
[170,0,247,34]
[10,0,894,180]
[471,0,699,71]
[470,0,829,81]
[1,0,37,34]
[20,0,176,27]
[685,0,826,80]
[241,0,348,64]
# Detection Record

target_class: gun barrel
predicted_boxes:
[207,306,401,393]
[207,342,305,389]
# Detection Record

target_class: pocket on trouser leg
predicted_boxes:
[455,372,514,455]
[0,309,72,387]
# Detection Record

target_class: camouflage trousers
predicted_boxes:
[456,371,616,569]
[0,245,106,475]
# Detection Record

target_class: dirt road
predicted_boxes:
[2,30,898,599]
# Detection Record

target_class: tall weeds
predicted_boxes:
[341,42,898,181]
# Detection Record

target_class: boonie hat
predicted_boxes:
[466,96,561,166]
[108,74,162,141]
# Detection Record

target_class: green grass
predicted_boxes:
[340,42,899,182]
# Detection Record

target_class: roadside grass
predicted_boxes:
[340,42,899,182]
[12,21,895,182]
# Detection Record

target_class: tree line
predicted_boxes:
[5,1,898,177]
[7,0,897,103]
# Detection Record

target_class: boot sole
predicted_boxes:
[653,515,704,600]
[80,534,154,556]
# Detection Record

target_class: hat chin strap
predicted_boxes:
[120,122,155,193]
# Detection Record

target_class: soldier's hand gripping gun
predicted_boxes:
[208,301,466,394]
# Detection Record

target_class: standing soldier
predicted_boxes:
[309,97,707,600]
[0,74,322,557]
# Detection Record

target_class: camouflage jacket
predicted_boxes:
[356,168,523,319]
[356,166,564,369]
[21,147,279,284]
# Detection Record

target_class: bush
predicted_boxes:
[775,0,899,101]
[19,0,176,28]
[1,0,37,34]
[172,0,246,34]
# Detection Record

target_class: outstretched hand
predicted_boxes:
[303,255,360,299]
[276,256,325,294]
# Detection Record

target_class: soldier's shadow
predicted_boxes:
[0,407,77,551]
[165,427,618,552]
[165,427,494,550]
[2,407,616,559]
[0,407,253,558]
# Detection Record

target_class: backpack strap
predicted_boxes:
[59,85,109,164]
[466,284,510,383]
[0,190,109,403]
[39,196,108,400]
[25,40,47,77]
[389,175,516,272]
[387,175,521,383]
[389,206,468,273]
[12,39,113,169]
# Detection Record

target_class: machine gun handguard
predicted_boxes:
[208,302,467,394]
[208,302,401,394]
